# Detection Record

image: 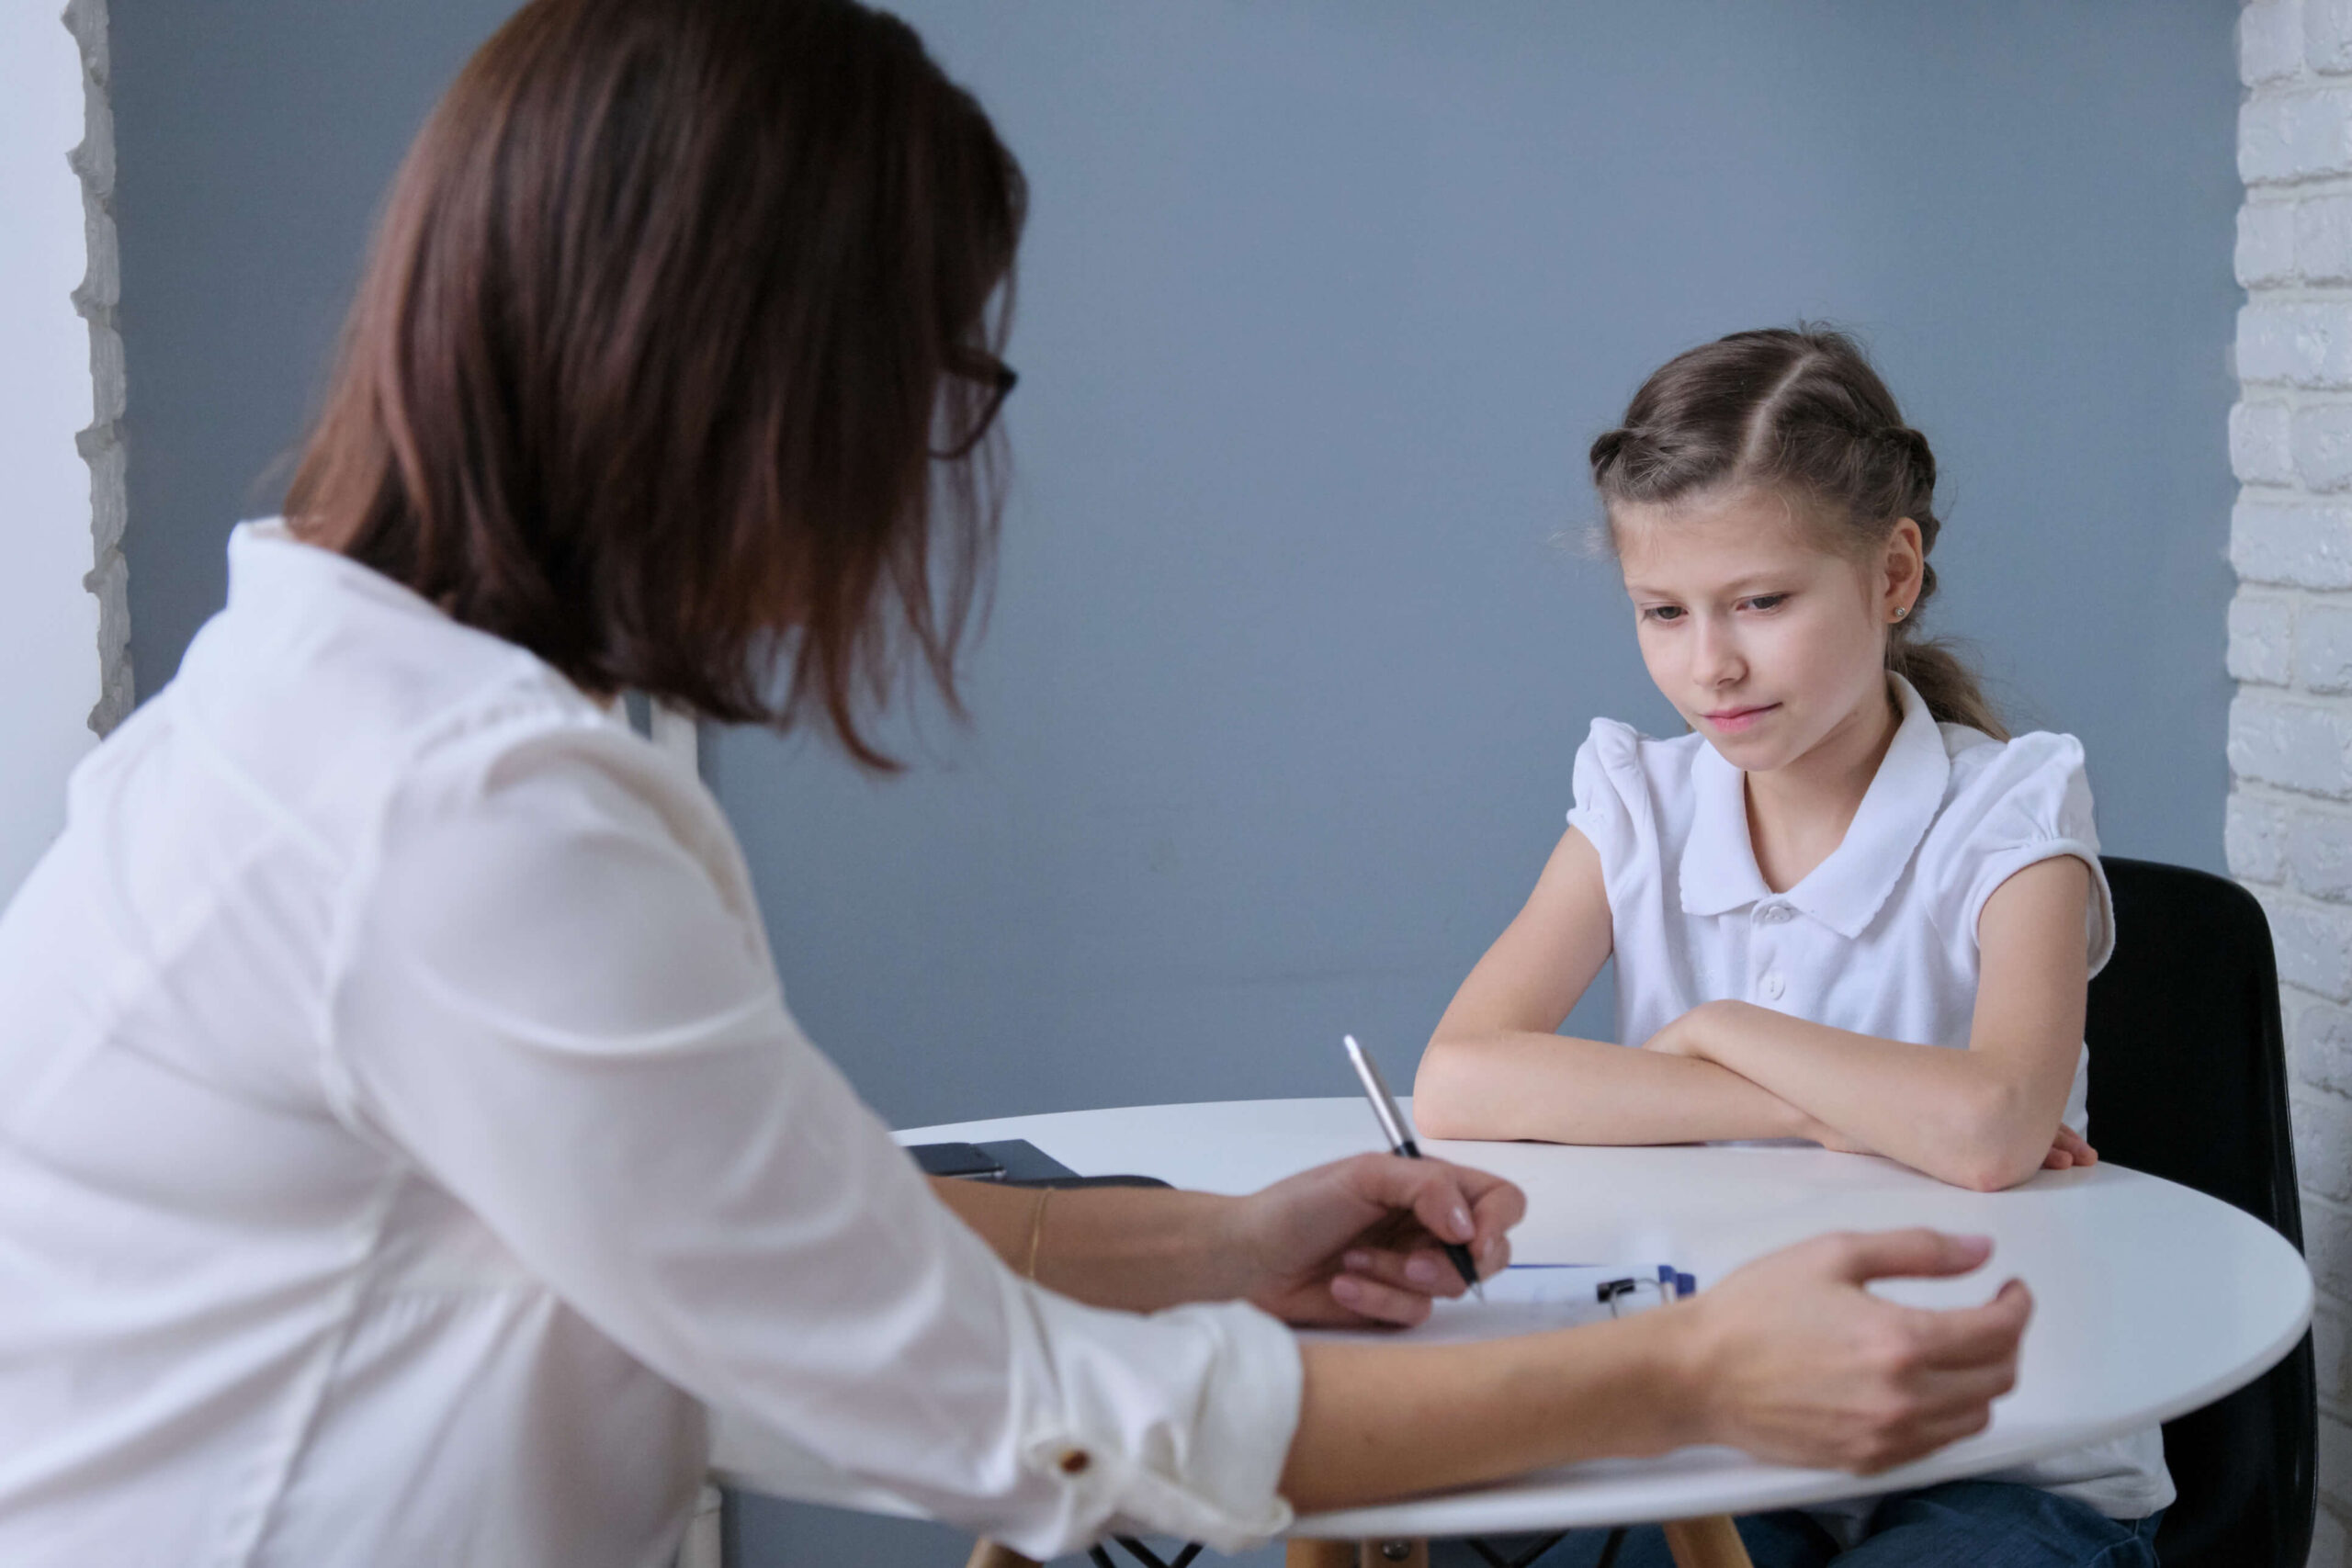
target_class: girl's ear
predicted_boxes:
[1883,518,1927,620]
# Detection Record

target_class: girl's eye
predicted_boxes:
[1642,604,1685,624]
[1742,593,1789,612]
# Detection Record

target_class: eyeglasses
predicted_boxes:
[931,345,1019,460]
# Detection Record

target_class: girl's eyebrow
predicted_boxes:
[1623,572,1794,599]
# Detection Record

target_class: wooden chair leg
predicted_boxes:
[1283,1541,1427,1567]
[1661,1515,1753,1568]
[965,1541,1040,1568]
[1285,1544,1359,1567]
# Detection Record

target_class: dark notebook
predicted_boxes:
[906,1137,1170,1190]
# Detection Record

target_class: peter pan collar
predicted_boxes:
[1678,675,1951,939]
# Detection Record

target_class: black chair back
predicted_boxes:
[2085,857,2315,1567]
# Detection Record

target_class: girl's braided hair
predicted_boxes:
[1589,326,2003,739]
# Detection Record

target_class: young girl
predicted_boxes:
[1414,328,2169,1567]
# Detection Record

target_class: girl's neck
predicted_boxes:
[1742,678,1903,894]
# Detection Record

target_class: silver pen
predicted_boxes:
[1342,1033,1486,1301]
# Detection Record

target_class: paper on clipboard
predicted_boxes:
[1307,1264,1694,1346]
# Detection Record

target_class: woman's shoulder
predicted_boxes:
[390,674,718,849]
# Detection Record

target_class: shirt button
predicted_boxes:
[1056,1447,1091,1475]
[1760,973,1785,1001]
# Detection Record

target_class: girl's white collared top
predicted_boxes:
[0,522,1301,1568]
[1567,674,2172,1523]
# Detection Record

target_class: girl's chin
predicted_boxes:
[1701,727,1799,771]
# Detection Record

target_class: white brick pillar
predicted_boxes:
[0,0,123,902]
[2234,5,2352,1562]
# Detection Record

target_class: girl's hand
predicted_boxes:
[1641,999,1757,1061]
[2041,1126,2098,1170]
[1640,1004,1711,1059]
[1793,1114,1878,1156]
[1227,1153,1525,1327]
[1792,1118,2094,1172]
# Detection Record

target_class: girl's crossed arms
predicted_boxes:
[1414,801,2097,1194]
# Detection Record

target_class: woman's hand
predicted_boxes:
[1227,1153,1525,1327]
[1280,1224,2029,1512]
[1684,1229,2030,1472]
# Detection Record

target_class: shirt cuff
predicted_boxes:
[1003,1293,1302,1559]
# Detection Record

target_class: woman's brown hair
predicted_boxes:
[286,0,1025,766]
[1589,326,2005,739]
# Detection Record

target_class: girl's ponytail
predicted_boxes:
[1591,327,2007,740]
[1889,638,2006,740]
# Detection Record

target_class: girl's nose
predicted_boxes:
[1693,618,1745,686]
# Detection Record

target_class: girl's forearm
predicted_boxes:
[1281,1311,1700,1510]
[1674,1006,2053,1191]
[1413,1031,1808,1145]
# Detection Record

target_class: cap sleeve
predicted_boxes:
[1940,731,2114,976]
[1566,718,1645,893]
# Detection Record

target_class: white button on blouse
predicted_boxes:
[0,524,1302,1567]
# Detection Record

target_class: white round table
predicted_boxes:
[714,1097,2312,1545]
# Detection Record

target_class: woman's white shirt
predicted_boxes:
[0,522,1301,1567]
[1566,675,2171,1524]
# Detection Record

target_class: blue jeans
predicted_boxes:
[1432,1481,2164,1568]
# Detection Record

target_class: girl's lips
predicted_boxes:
[1702,703,1779,734]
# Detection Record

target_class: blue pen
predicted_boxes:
[1341,1033,1485,1301]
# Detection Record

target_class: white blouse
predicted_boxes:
[1570,674,2113,1132]
[0,523,1301,1567]
[1567,674,2171,1523]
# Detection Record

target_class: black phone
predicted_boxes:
[908,1141,1006,1180]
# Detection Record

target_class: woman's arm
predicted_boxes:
[928,1152,1524,1325]
[942,1171,2035,1513]
[1414,825,1815,1144]
[1281,1229,2030,1509]
[1649,856,2093,1191]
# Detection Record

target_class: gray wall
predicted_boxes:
[110,3,2239,1565]
[716,0,2245,1132]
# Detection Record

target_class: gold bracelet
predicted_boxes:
[1023,1188,1052,1282]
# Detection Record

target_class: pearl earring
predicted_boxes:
[1893,604,1910,621]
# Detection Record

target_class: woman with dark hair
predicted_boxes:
[0,5,2030,1564]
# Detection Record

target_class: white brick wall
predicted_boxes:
[2235,5,2352,1559]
